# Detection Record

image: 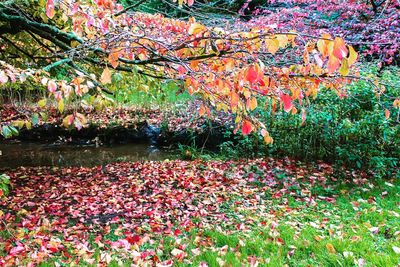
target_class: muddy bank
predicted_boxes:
[0,103,233,147]
[1,120,232,147]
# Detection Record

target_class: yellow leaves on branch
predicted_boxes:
[230,91,239,110]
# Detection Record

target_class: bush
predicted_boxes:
[219,67,400,177]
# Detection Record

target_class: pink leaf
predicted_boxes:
[0,70,9,84]
[280,93,293,112]
[46,0,55,19]
[48,80,57,93]
[9,244,25,256]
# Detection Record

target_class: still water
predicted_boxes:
[0,141,175,169]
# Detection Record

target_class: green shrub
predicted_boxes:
[219,67,400,177]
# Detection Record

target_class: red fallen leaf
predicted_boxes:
[177,65,187,75]
[174,228,182,236]
[276,237,285,246]
[94,235,102,243]
[242,120,253,135]
[160,259,174,266]
[280,93,293,112]
[126,235,141,244]
[236,223,246,230]
[47,242,61,253]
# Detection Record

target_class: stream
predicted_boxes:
[0,141,176,169]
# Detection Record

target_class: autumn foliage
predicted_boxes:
[0,0,369,141]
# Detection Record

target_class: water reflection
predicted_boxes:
[0,142,175,169]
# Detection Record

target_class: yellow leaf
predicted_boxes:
[261,129,273,144]
[216,102,228,112]
[58,99,65,113]
[246,97,258,111]
[314,236,323,241]
[100,66,112,84]
[178,0,184,8]
[339,58,349,76]
[326,243,336,254]
[276,34,289,48]
[12,120,25,129]
[393,99,400,108]
[348,46,358,66]
[188,22,206,35]
[38,99,47,108]
[266,38,279,55]
[62,115,74,128]
[317,33,332,58]
[70,40,80,48]
[25,121,32,130]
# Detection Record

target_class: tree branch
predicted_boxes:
[114,0,148,17]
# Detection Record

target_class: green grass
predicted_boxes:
[183,180,399,267]
[112,80,192,108]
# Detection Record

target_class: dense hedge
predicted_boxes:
[219,67,399,178]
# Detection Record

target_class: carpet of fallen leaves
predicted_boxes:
[3,157,396,266]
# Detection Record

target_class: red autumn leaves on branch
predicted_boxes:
[0,0,364,142]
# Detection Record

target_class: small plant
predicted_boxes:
[0,174,10,198]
